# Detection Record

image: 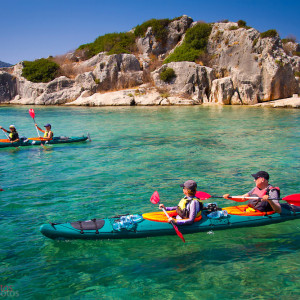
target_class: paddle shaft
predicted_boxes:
[1,128,10,139]
[31,117,46,148]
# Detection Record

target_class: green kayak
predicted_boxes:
[0,135,89,148]
[40,204,300,240]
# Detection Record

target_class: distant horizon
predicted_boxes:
[1,0,299,65]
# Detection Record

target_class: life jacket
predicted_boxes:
[44,130,53,139]
[176,196,203,219]
[248,185,280,212]
[9,131,18,141]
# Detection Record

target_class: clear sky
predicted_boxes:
[1,0,299,64]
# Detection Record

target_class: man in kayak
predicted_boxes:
[35,123,53,140]
[159,180,203,225]
[0,125,20,143]
[223,171,281,213]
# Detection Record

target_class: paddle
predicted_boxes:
[29,109,46,149]
[195,191,300,206]
[150,191,185,243]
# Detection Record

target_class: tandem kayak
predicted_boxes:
[40,204,300,240]
[0,135,89,148]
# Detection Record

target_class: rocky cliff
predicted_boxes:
[0,16,299,106]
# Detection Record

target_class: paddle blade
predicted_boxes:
[150,191,160,204]
[282,194,300,205]
[195,191,212,200]
[29,109,35,119]
[173,224,185,243]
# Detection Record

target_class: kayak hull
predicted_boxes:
[0,136,88,148]
[40,207,300,240]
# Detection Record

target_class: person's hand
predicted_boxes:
[35,123,37,127]
[262,195,269,201]
[159,204,165,210]
[168,217,176,224]
[223,194,230,199]
[0,126,2,129]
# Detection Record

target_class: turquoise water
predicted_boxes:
[0,105,299,299]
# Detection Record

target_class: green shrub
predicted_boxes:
[22,58,60,83]
[77,32,136,59]
[160,67,176,82]
[260,29,278,39]
[294,71,300,77]
[229,26,238,30]
[134,17,181,43]
[253,38,259,47]
[164,23,212,63]
[237,20,246,27]
[293,52,300,57]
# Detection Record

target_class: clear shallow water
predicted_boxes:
[0,105,299,299]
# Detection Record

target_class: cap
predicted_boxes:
[9,125,15,128]
[44,124,51,128]
[251,171,269,180]
[180,180,197,190]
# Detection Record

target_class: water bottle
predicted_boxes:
[131,214,143,223]
[113,222,121,231]
[208,210,228,219]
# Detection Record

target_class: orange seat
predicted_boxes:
[223,205,275,216]
[142,210,202,222]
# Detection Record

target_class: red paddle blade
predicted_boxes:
[195,191,212,200]
[150,191,160,204]
[0,189,3,191]
[29,109,35,119]
[282,194,300,206]
[228,197,249,202]
[173,224,185,243]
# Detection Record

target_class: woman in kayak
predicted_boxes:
[223,171,281,213]
[159,180,203,225]
[35,123,53,140]
[0,125,20,143]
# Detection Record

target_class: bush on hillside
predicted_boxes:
[22,58,60,83]
[164,23,212,64]
[237,20,246,27]
[160,67,176,82]
[260,29,278,39]
[134,17,181,43]
[77,32,137,59]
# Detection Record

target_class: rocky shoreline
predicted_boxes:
[0,16,299,108]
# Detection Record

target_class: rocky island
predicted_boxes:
[0,16,299,107]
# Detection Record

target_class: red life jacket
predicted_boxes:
[248,185,280,212]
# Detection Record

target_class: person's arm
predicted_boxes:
[262,190,281,213]
[35,124,45,133]
[0,126,8,133]
[223,193,249,199]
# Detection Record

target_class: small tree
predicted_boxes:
[22,58,60,83]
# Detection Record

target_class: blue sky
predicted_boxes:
[1,0,299,64]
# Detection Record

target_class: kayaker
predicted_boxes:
[0,125,20,143]
[223,171,281,213]
[35,123,53,140]
[159,180,203,225]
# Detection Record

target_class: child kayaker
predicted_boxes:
[0,125,20,143]
[159,180,203,225]
[223,171,281,213]
[35,123,53,140]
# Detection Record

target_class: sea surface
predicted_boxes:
[0,105,299,299]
